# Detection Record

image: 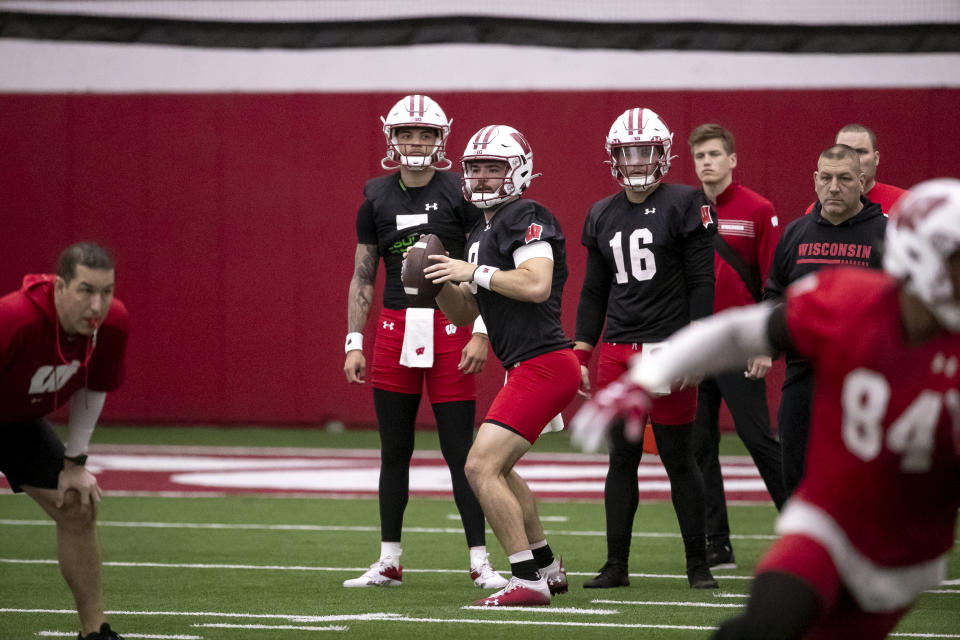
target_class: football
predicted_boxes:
[401,233,446,307]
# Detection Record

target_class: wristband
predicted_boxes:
[473,265,499,290]
[472,315,488,336]
[575,349,591,367]
[345,332,363,353]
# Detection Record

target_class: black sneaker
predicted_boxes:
[583,561,630,588]
[706,540,737,569]
[78,623,124,640]
[687,563,719,589]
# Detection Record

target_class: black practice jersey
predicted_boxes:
[576,184,715,345]
[466,198,573,369]
[357,171,482,309]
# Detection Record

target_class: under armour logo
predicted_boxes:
[445,324,457,336]
[932,352,959,377]
[383,321,395,330]
[416,346,425,356]
[644,207,656,215]
[425,203,438,211]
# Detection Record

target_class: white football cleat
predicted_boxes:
[342,556,403,588]
[470,553,509,589]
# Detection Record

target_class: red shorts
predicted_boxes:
[370,308,476,403]
[484,349,580,444]
[756,534,907,639]
[596,342,697,425]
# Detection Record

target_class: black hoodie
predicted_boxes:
[764,196,886,303]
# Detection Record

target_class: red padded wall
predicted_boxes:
[2,89,957,427]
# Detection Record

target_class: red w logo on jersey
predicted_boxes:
[525,223,544,243]
[416,346,425,356]
[700,205,714,229]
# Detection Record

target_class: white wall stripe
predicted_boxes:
[2,40,958,92]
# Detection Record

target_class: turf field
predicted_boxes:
[1,426,958,639]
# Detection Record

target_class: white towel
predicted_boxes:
[399,308,434,368]
[641,342,671,396]
[542,412,565,434]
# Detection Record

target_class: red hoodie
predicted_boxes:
[0,275,128,423]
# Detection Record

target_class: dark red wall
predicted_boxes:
[3,89,957,427]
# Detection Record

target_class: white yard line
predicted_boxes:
[0,518,779,540]
[461,606,618,614]
[38,633,201,639]
[592,599,744,608]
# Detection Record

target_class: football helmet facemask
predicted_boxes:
[605,108,676,191]
[884,178,960,332]
[461,125,538,209]
[381,94,451,171]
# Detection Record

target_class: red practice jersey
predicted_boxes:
[0,275,128,423]
[784,268,960,569]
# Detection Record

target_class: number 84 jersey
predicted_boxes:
[579,184,714,344]
[784,267,960,570]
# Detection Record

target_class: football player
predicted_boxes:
[573,108,718,589]
[426,125,578,606]
[0,242,128,640]
[342,95,506,589]
[571,178,960,639]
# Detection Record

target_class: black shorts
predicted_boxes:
[0,419,65,493]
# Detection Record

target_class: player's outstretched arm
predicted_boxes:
[571,303,778,452]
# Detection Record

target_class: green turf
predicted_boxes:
[1,426,956,639]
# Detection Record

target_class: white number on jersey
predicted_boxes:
[841,368,949,473]
[609,229,656,284]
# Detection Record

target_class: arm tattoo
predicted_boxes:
[347,244,378,333]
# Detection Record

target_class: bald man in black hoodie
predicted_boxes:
[764,145,886,496]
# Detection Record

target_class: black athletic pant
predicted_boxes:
[693,372,786,543]
[373,388,486,547]
[603,420,707,568]
[778,363,815,498]
[711,571,820,639]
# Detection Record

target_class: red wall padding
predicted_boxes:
[2,89,958,427]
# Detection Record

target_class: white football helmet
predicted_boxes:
[461,125,537,209]
[884,178,960,332]
[381,94,452,170]
[605,107,676,191]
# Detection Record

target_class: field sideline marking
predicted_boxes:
[0,518,780,541]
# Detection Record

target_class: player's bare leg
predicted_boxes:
[25,486,104,636]
[465,423,551,606]
[505,468,545,545]
[464,424,531,554]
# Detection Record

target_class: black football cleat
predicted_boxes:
[78,623,124,640]
[707,540,737,569]
[687,563,719,589]
[583,561,630,588]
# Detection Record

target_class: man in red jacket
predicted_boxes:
[804,124,907,214]
[0,242,128,640]
[688,124,787,570]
